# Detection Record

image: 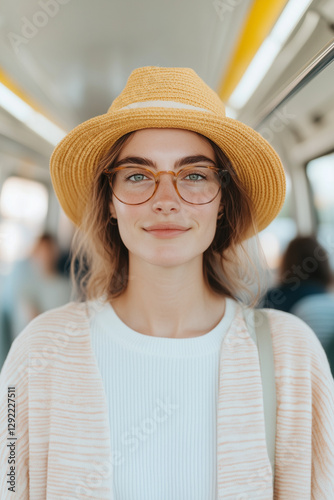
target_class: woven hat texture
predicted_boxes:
[50,66,286,232]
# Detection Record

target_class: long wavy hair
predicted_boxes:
[69,130,269,307]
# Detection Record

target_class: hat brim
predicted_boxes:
[50,107,286,233]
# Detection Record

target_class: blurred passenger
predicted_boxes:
[290,293,334,352]
[1,232,72,343]
[325,335,334,379]
[0,302,12,370]
[261,235,332,313]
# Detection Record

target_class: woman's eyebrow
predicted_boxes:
[114,155,216,169]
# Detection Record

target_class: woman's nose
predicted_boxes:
[152,172,181,206]
[155,172,178,196]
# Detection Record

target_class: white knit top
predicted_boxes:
[89,297,237,499]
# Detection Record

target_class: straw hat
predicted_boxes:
[50,66,286,232]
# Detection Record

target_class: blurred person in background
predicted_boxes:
[261,235,333,312]
[0,232,72,346]
[0,295,12,371]
[325,335,334,379]
[261,235,334,358]
[290,292,334,354]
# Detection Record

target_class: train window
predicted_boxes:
[0,177,48,222]
[0,177,49,267]
[306,153,334,270]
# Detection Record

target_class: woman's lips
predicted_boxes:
[144,228,189,238]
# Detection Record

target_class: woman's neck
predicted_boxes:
[110,260,226,338]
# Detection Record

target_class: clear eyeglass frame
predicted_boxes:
[102,165,228,205]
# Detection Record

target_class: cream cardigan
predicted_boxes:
[0,299,333,499]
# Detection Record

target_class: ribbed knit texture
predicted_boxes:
[89,298,236,499]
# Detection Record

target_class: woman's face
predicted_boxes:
[109,128,223,268]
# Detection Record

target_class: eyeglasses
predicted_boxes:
[103,165,227,205]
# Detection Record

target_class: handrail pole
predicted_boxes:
[252,38,334,129]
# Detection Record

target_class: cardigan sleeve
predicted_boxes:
[266,309,334,499]
[0,331,30,499]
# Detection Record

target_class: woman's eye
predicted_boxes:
[128,174,145,181]
[184,173,206,181]
[125,172,150,182]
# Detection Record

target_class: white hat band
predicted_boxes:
[119,100,213,113]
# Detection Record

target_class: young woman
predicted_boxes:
[1,67,333,499]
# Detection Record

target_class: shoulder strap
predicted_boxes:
[243,308,276,481]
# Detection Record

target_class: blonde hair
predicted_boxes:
[69,131,269,307]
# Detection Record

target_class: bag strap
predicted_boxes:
[243,308,276,480]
